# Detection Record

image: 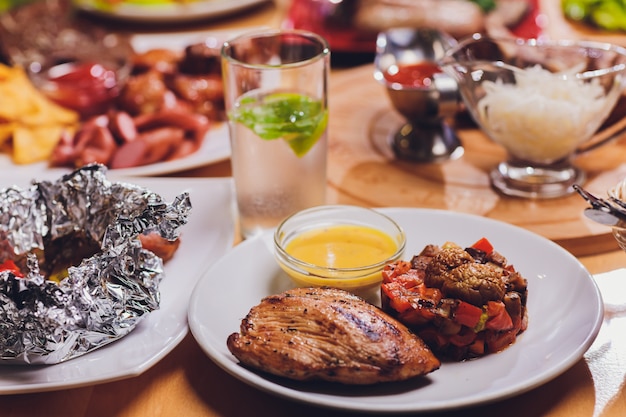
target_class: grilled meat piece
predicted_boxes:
[227,287,440,385]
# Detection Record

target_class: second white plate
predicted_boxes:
[74,0,268,23]
[0,174,235,394]
[188,207,604,413]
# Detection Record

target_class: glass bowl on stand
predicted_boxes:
[439,34,626,199]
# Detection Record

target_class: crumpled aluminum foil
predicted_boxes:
[0,164,191,365]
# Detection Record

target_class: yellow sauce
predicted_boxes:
[285,224,398,268]
[279,224,402,297]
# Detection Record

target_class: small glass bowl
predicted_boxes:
[274,205,406,299]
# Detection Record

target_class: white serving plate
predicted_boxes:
[0,173,235,394]
[0,29,252,177]
[188,207,604,413]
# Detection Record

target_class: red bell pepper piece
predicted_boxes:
[454,300,483,328]
[471,237,494,254]
[0,259,23,277]
[485,301,514,331]
[381,282,415,313]
[472,237,493,255]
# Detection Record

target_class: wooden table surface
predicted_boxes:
[3,1,626,416]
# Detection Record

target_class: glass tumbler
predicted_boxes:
[222,29,330,239]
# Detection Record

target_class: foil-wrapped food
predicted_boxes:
[0,164,191,364]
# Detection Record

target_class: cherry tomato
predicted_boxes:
[0,259,23,277]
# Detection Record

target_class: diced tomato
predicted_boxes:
[471,237,494,254]
[421,286,443,305]
[485,301,513,331]
[387,268,425,289]
[382,278,444,328]
[0,260,23,277]
[453,301,483,328]
[381,261,412,282]
[381,282,415,313]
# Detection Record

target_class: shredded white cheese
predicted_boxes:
[476,65,620,163]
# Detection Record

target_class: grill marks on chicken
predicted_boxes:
[227,287,440,385]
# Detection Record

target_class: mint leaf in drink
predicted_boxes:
[232,92,327,157]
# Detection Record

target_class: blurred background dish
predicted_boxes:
[0,1,235,175]
[563,0,626,32]
[0,30,233,176]
[282,0,542,57]
[72,0,269,23]
[0,0,135,124]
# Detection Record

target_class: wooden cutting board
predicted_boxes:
[326,64,626,257]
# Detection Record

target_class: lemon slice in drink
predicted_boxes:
[233,92,328,157]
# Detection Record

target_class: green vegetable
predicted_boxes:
[470,0,497,12]
[0,0,35,12]
[563,0,626,31]
[232,92,328,157]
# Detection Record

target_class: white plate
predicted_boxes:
[101,122,230,177]
[0,30,237,178]
[0,174,235,394]
[188,207,604,413]
[74,0,268,23]
[0,122,230,177]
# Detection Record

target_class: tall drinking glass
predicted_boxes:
[222,30,330,239]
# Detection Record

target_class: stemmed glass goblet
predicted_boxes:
[374,28,464,162]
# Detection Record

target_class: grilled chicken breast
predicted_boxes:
[227,287,440,385]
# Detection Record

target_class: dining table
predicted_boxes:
[2,0,626,416]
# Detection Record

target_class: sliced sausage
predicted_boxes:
[110,126,186,168]
[108,110,137,144]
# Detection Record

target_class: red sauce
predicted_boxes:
[384,62,442,88]
[43,61,120,119]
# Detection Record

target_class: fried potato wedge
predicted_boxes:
[0,64,79,164]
